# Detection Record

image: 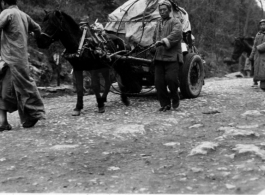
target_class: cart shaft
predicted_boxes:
[113,54,153,64]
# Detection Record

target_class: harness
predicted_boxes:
[41,12,111,61]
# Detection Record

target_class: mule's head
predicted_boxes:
[36,10,63,49]
[231,37,245,62]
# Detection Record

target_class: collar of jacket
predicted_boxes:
[161,16,172,23]
[7,5,19,10]
[258,31,265,35]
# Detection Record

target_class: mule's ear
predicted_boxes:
[54,10,62,18]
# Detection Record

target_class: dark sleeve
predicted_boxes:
[249,34,258,60]
[162,18,183,49]
[183,31,192,46]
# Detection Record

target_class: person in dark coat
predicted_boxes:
[153,0,183,111]
[249,19,265,90]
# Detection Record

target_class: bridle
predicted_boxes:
[231,38,245,60]
[41,12,64,42]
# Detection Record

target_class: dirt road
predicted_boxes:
[1,77,265,194]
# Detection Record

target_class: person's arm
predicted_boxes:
[27,15,41,37]
[153,21,164,47]
[0,10,11,31]
[161,18,182,49]
[249,35,258,61]
[257,39,265,53]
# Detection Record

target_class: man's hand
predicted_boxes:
[155,41,164,47]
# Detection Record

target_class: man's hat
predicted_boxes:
[159,0,172,10]
[259,19,265,24]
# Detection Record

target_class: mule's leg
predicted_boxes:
[101,68,111,103]
[72,70,84,116]
[91,70,105,113]
[118,76,130,106]
[115,68,130,106]
[121,94,130,106]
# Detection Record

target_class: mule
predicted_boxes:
[36,10,130,116]
[224,36,254,65]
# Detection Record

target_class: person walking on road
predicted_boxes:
[153,0,183,111]
[249,19,265,90]
[0,0,45,132]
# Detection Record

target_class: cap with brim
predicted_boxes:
[159,0,172,10]
[259,19,265,24]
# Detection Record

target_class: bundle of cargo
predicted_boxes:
[105,0,191,47]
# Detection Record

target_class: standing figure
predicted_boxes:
[153,0,183,111]
[0,0,45,132]
[53,53,61,86]
[249,19,265,90]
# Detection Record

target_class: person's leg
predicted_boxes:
[155,61,171,111]
[0,67,15,131]
[0,110,7,125]
[252,78,259,87]
[165,61,180,109]
[245,70,251,78]
[0,109,11,131]
[260,80,265,90]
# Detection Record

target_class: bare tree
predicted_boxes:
[258,0,264,17]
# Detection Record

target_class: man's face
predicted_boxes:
[159,5,170,20]
[260,22,265,31]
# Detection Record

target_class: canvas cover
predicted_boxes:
[105,0,191,47]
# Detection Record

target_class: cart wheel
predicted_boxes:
[179,53,204,98]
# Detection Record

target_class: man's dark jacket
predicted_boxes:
[153,17,183,63]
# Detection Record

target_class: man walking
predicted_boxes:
[153,0,183,111]
[0,0,45,131]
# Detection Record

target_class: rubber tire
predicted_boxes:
[179,53,204,98]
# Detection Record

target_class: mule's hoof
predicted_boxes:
[121,95,130,106]
[98,106,105,113]
[72,110,81,116]
[102,97,107,103]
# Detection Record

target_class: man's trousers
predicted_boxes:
[154,60,180,107]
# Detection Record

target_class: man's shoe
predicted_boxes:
[158,105,171,112]
[23,119,39,128]
[121,95,130,106]
[172,99,180,109]
[98,106,105,113]
[0,123,12,132]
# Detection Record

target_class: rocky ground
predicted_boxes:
[1,77,265,194]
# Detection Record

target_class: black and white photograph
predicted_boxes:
[0,0,265,194]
